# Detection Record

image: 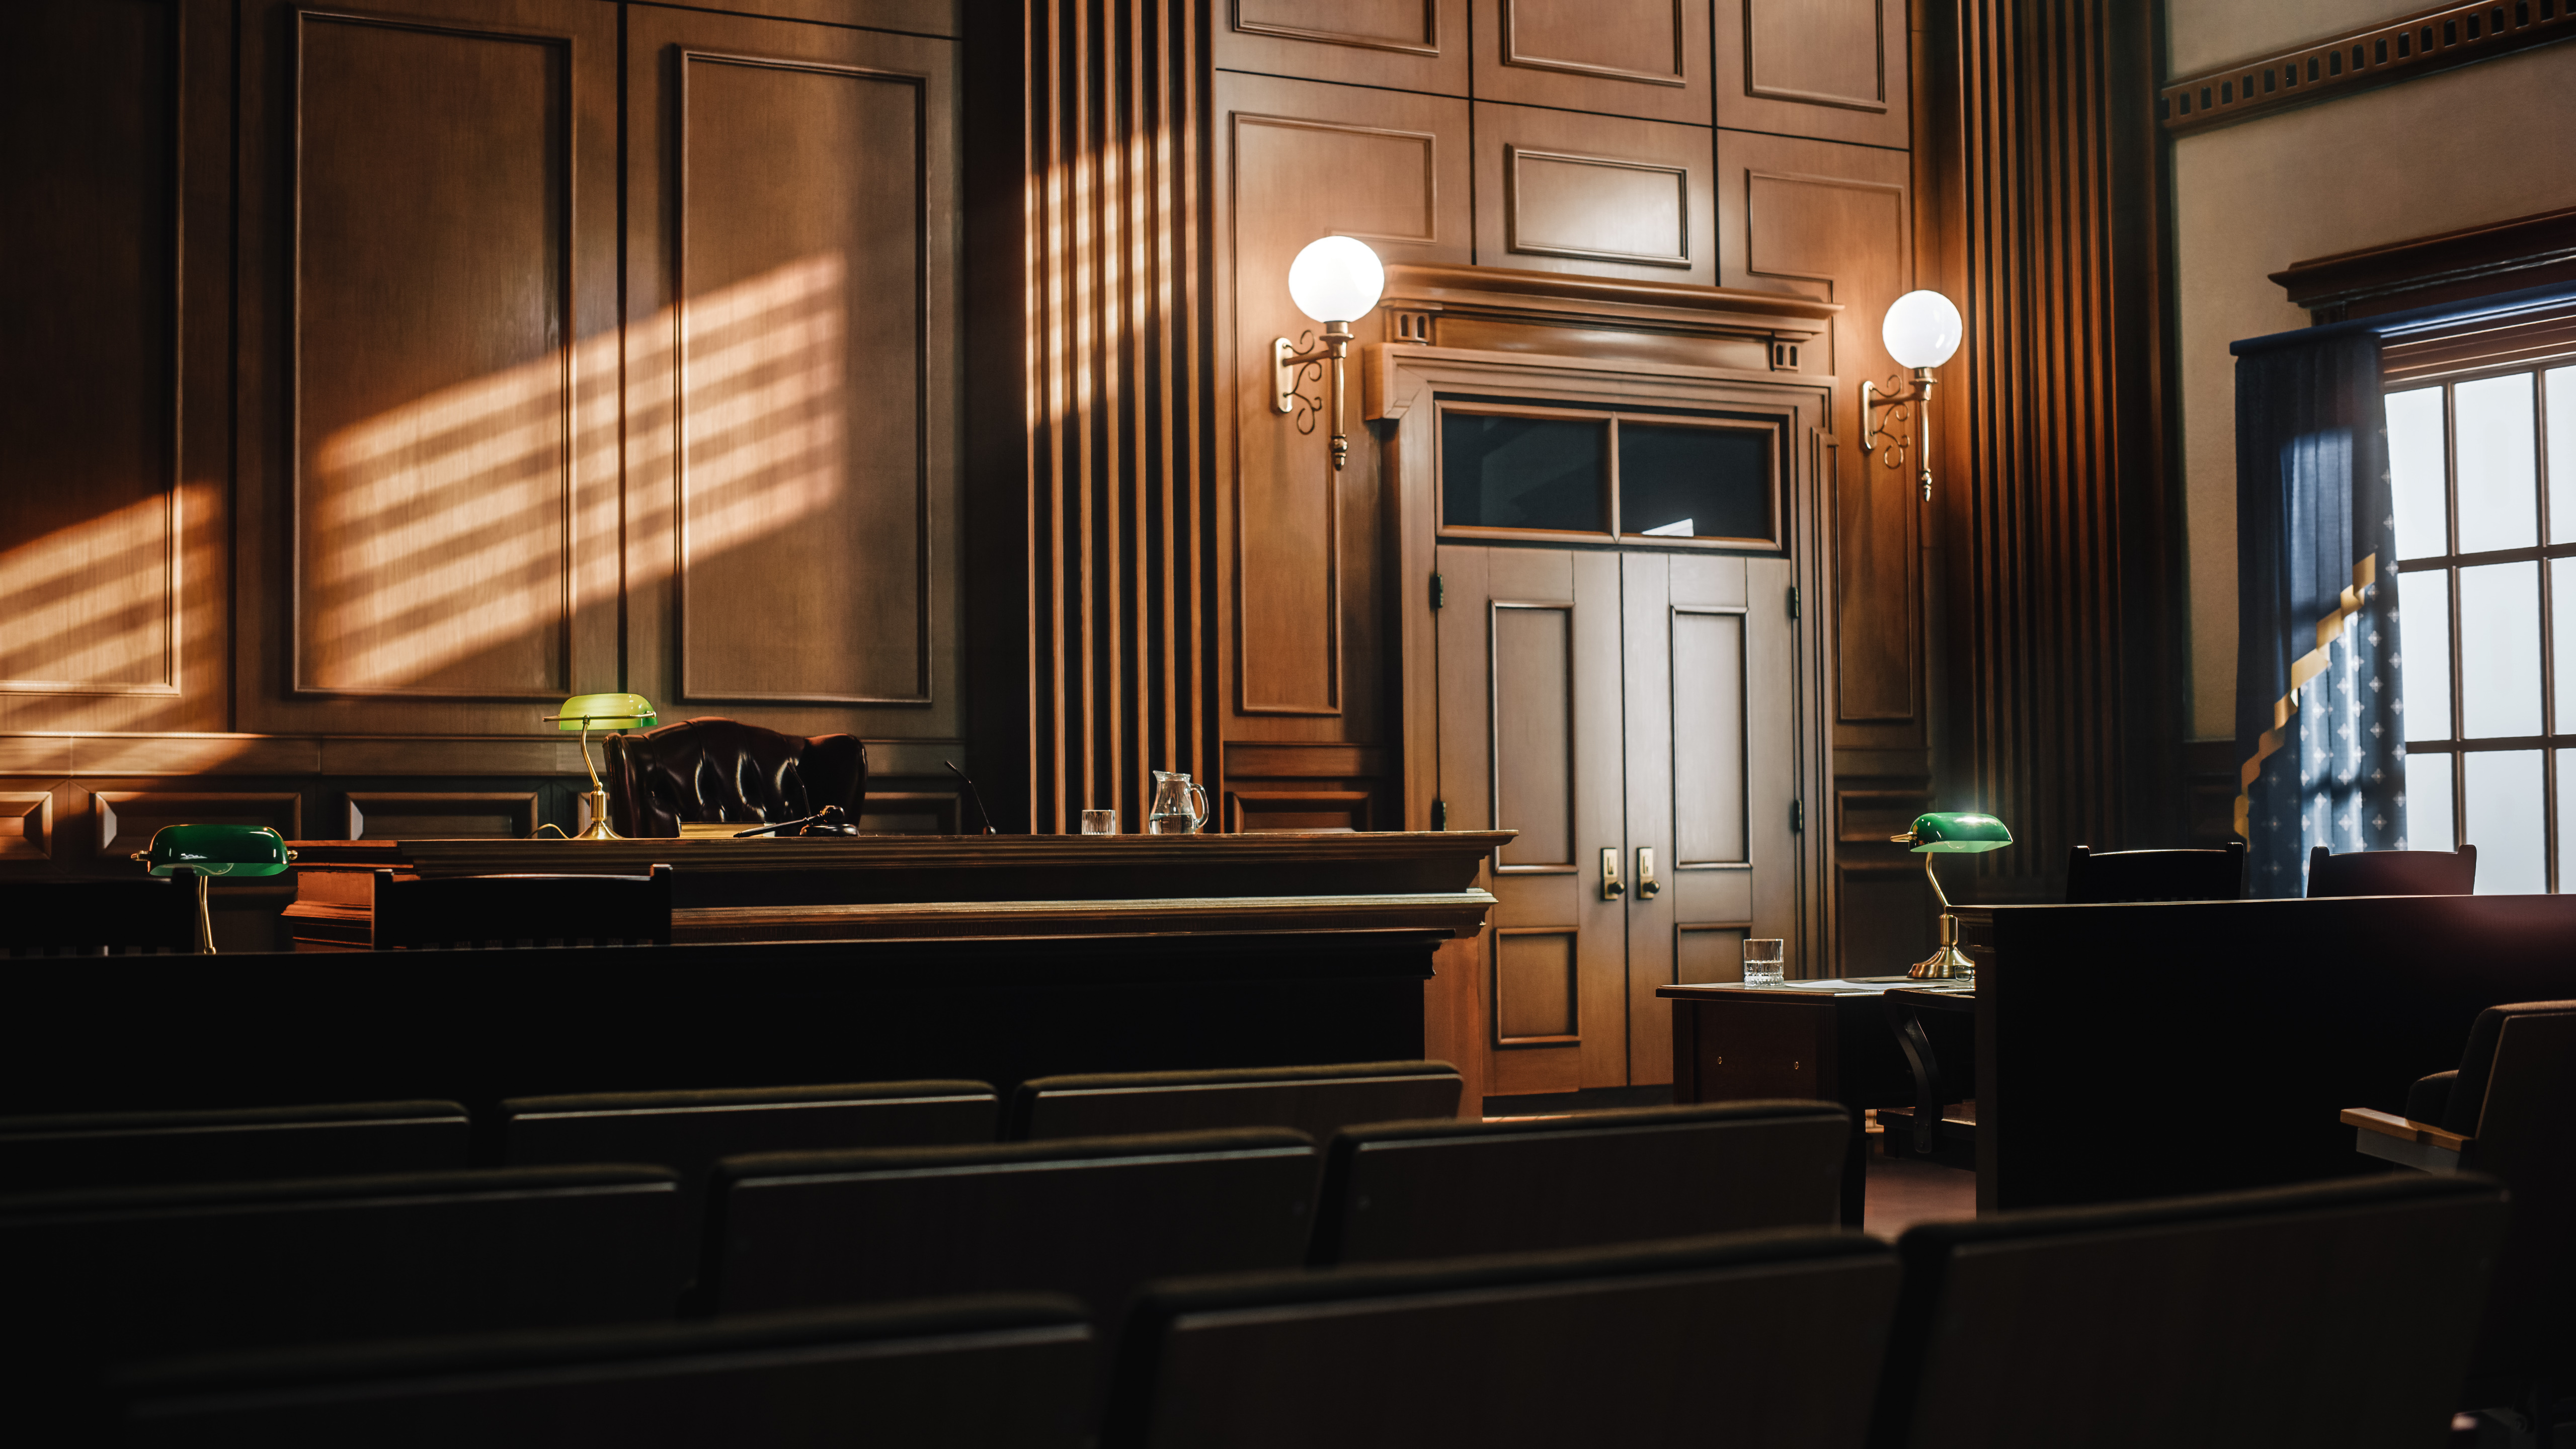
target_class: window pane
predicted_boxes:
[2465,749,2546,894]
[2550,367,2576,544]
[2386,386,2448,560]
[1441,413,1608,533]
[2404,749,2454,850]
[2398,567,2451,743]
[1617,423,1772,542]
[2455,373,2537,553]
[2556,558,2576,735]
[2559,749,2576,892]
[2458,561,2541,738]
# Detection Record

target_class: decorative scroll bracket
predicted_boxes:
[1862,367,1939,501]
[1274,321,1356,470]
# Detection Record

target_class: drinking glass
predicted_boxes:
[1080,809,1117,835]
[1742,938,1786,987]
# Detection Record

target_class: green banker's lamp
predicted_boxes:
[546,693,657,841]
[130,823,296,954]
[1890,811,2012,980]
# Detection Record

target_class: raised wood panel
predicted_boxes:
[1,0,231,737]
[1717,132,1915,738]
[236,0,618,737]
[627,8,959,740]
[1219,74,1469,722]
[1508,149,1692,269]
[1473,103,1715,286]
[1473,0,1711,125]
[1495,927,1578,1039]
[1227,789,1374,832]
[1,0,178,699]
[94,791,303,858]
[855,789,960,835]
[1218,0,1469,96]
[291,13,575,700]
[1676,924,1750,983]
[1716,0,1910,148]
[344,790,538,839]
[1491,604,1573,866]
[675,53,928,704]
[1671,610,1748,862]
[0,794,54,861]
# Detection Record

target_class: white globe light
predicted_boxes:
[1882,290,1963,369]
[1287,236,1385,324]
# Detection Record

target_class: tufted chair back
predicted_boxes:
[603,718,866,838]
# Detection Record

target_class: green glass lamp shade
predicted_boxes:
[550,693,656,731]
[1902,812,2011,854]
[134,823,295,877]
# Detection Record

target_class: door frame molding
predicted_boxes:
[1369,343,1839,974]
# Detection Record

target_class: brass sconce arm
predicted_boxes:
[1862,366,1939,502]
[1274,320,1356,471]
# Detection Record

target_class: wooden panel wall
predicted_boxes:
[1923,0,2179,901]
[975,0,1221,832]
[0,0,228,734]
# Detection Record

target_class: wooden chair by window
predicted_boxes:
[2343,1000,2576,1437]
[2063,842,2245,903]
[2305,844,2476,897]
[1006,1061,1463,1142]
[0,876,199,956]
[0,1100,469,1193]
[1307,1102,1847,1267]
[1868,1174,2509,1449]
[114,1297,1094,1449]
[2,1165,683,1436]
[372,866,673,948]
[1100,1231,1898,1449]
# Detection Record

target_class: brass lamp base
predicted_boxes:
[573,787,623,841]
[1907,912,1974,980]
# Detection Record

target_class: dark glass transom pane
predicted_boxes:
[1441,413,1607,533]
[1618,423,1772,542]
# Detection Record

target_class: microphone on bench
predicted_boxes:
[945,761,998,835]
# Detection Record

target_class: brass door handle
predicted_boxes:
[1600,847,1625,900]
[1636,847,1660,898]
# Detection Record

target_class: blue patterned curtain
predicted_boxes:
[2232,330,2405,898]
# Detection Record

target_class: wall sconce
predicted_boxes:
[1275,236,1385,472]
[1862,290,1964,501]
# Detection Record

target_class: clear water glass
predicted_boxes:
[1742,938,1785,987]
[1079,809,1117,835]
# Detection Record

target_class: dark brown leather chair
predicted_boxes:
[604,718,866,838]
[2306,843,2476,897]
[2063,842,2245,903]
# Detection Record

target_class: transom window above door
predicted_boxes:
[1436,400,1782,549]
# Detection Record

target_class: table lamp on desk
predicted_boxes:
[1892,811,2011,980]
[130,824,296,954]
[544,693,657,841]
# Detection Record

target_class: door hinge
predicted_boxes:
[1430,572,1445,610]
[1791,799,1805,833]
[1786,585,1800,619]
[1430,797,1448,830]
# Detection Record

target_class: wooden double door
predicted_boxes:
[1437,545,1800,1101]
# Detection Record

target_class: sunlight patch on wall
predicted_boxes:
[0,492,176,692]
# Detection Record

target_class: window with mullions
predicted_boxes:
[2391,361,2576,891]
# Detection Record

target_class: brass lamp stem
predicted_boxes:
[572,722,623,841]
[191,868,216,955]
[1274,321,1357,471]
[1862,366,1939,501]
[1908,851,1974,981]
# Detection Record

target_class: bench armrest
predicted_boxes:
[2341,1107,2470,1174]
[2339,1107,2469,1152]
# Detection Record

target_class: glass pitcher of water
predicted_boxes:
[1147,770,1209,834]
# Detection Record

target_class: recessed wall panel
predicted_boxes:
[293,15,573,699]
[2,1,180,695]
[1673,609,1746,863]
[677,54,927,703]
[1496,929,1578,1038]
[1492,604,1574,867]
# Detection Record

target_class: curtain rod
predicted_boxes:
[2229,277,2576,357]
